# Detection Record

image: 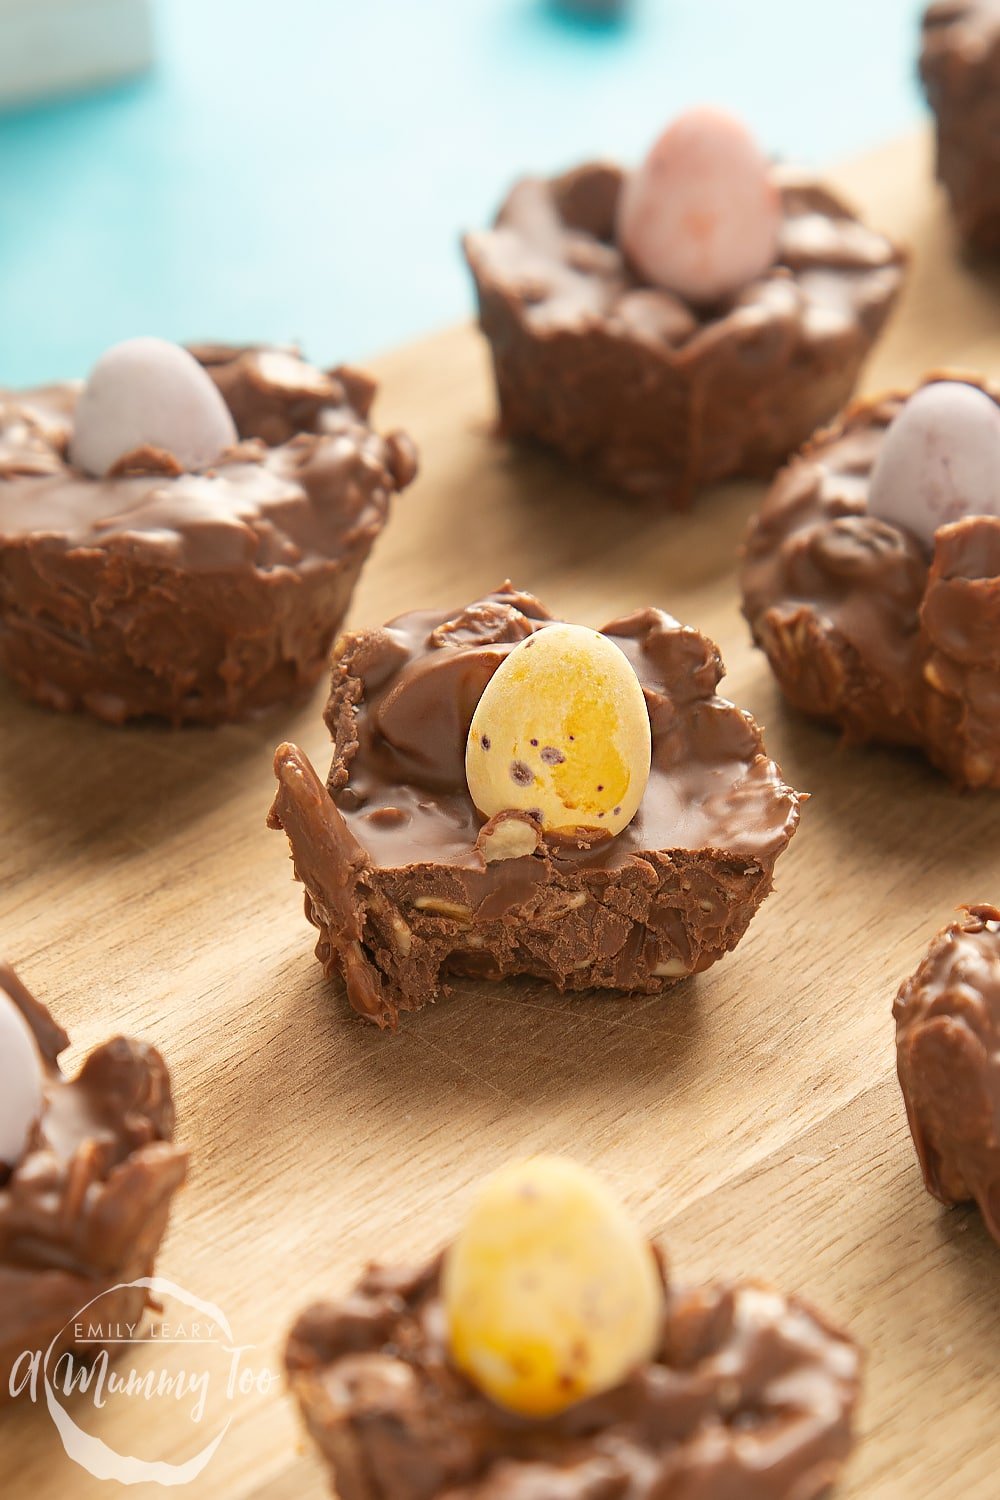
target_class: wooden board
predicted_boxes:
[3,129,1000,1499]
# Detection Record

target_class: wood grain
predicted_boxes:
[3,129,1000,1499]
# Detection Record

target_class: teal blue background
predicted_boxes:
[0,0,927,386]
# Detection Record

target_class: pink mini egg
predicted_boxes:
[0,992,44,1170]
[616,107,782,304]
[70,337,238,478]
[868,381,1000,551]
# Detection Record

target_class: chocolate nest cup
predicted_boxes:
[895,902,1000,1246]
[0,963,188,1402]
[0,345,417,725]
[740,376,1000,789]
[922,1,1000,252]
[463,162,905,507]
[268,585,801,1030]
[285,1252,861,1500]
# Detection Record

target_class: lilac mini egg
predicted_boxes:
[0,993,44,1170]
[70,337,238,478]
[616,106,782,305]
[868,381,1000,551]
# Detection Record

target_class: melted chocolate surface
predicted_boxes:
[269,588,801,1027]
[286,1253,861,1500]
[327,588,798,871]
[741,378,1000,788]
[0,347,415,572]
[464,163,905,504]
[0,347,417,724]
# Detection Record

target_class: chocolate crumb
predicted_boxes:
[510,760,534,786]
[540,746,565,765]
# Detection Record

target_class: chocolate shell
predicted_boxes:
[269,586,801,1029]
[286,1253,861,1500]
[0,345,417,725]
[464,162,905,507]
[922,1,1000,251]
[741,377,1000,788]
[0,963,188,1401]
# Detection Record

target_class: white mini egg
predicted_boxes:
[617,106,782,304]
[465,623,651,837]
[70,337,238,477]
[0,993,45,1170]
[868,381,1000,550]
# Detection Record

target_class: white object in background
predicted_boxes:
[0,992,45,1169]
[0,0,153,111]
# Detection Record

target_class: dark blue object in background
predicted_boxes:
[550,0,628,22]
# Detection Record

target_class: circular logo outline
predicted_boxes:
[42,1276,235,1487]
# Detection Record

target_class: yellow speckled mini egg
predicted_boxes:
[465,623,651,837]
[442,1156,664,1417]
